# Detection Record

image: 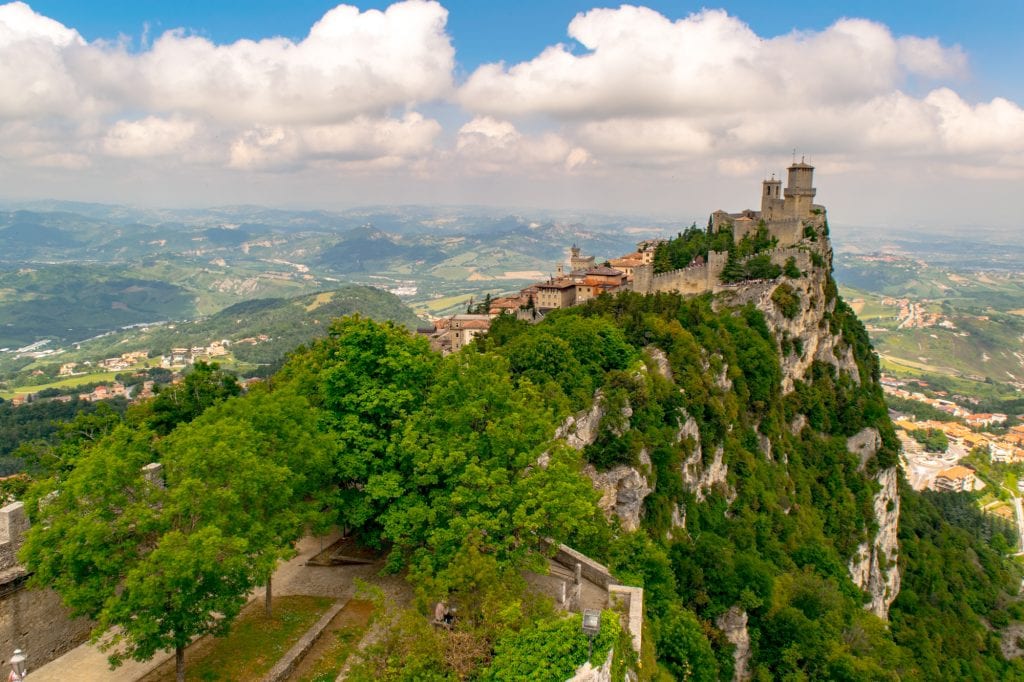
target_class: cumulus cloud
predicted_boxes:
[228,113,442,170]
[0,0,1021,214]
[456,5,1022,176]
[103,117,198,158]
[458,8,966,118]
[455,117,590,173]
[0,0,452,171]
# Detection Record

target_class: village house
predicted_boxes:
[449,314,493,352]
[933,465,979,492]
[966,413,1008,428]
[535,279,578,311]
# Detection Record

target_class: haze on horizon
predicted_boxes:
[1,0,1022,230]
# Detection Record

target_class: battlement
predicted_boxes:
[0,502,29,576]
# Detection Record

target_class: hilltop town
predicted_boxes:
[425,160,826,353]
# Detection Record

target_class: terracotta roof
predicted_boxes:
[583,266,624,276]
[537,279,577,289]
[936,465,975,479]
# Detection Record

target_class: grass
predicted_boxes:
[141,595,333,682]
[0,371,121,399]
[414,292,477,314]
[294,600,375,682]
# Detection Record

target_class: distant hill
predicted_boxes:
[318,226,446,272]
[0,222,80,255]
[0,266,195,348]
[78,285,424,373]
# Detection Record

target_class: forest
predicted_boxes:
[14,282,1024,680]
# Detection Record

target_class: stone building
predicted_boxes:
[631,161,825,297]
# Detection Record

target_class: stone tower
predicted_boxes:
[761,175,783,221]
[569,244,595,272]
[784,159,816,219]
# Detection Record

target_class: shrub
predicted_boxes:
[771,284,801,319]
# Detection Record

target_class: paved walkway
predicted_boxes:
[31,532,348,682]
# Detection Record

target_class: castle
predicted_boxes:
[631,159,825,297]
[423,161,828,350]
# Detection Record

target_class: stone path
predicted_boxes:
[30,532,358,682]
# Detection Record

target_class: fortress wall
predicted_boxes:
[768,246,813,271]
[767,219,804,247]
[650,263,711,295]
[0,582,92,668]
[0,502,92,668]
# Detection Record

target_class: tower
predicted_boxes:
[783,158,816,219]
[761,174,783,221]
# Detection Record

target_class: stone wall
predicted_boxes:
[547,541,644,657]
[0,503,91,669]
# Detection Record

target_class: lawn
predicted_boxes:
[0,371,121,400]
[139,595,334,682]
[292,599,375,682]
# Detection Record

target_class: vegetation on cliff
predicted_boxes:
[16,275,1024,679]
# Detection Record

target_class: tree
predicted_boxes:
[657,605,719,682]
[160,386,334,614]
[20,388,322,680]
[276,316,438,545]
[147,361,241,435]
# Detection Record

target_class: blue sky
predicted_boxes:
[27,0,1024,100]
[2,1,1023,226]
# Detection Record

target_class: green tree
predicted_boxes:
[656,606,718,682]
[147,361,241,435]
[276,316,438,544]
[21,390,319,681]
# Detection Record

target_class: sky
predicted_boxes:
[2,0,1023,228]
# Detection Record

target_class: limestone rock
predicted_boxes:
[757,430,772,462]
[666,503,687,541]
[646,345,673,382]
[683,444,732,503]
[848,467,901,619]
[847,427,881,471]
[556,392,606,450]
[584,464,651,532]
[716,607,751,681]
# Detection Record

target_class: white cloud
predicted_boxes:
[458,9,966,119]
[228,113,441,170]
[0,0,452,171]
[0,1,1020,222]
[456,6,1016,174]
[103,116,198,157]
[455,116,590,173]
[132,1,453,124]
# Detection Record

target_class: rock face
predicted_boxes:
[677,409,734,503]
[716,607,751,681]
[584,464,651,532]
[555,392,652,530]
[646,345,673,382]
[556,392,607,449]
[847,427,881,471]
[682,444,731,503]
[715,231,858,395]
[847,467,901,619]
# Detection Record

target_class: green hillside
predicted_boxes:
[1,286,423,387]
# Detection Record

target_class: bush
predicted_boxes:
[783,257,802,279]
[771,284,801,319]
